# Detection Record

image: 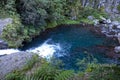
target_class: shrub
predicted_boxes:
[117,5,120,12]
[1,15,25,48]
[88,64,120,80]
[5,71,24,80]
[24,63,74,80]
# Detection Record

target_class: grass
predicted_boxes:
[5,55,74,80]
[22,54,39,71]
[63,19,80,24]
[5,54,40,80]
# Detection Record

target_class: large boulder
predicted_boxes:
[0,52,34,79]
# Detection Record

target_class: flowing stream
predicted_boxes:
[0,25,119,70]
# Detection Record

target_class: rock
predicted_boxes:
[0,18,13,35]
[0,52,34,79]
[93,19,99,25]
[106,19,111,24]
[99,16,108,24]
[117,33,120,44]
[0,18,13,49]
[115,46,120,53]
[87,16,94,20]
[117,25,120,29]
[100,16,106,21]
[112,21,120,26]
[0,39,8,49]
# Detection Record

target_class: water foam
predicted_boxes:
[0,39,62,58]
[0,49,20,55]
[28,39,61,58]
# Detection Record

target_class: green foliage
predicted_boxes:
[5,70,24,80]
[88,64,120,80]
[0,0,108,48]
[46,21,58,28]
[5,55,120,80]
[23,54,39,71]
[5,57,74,80]
[24,63,74,80]
[78,7,108,19]
[64,20,80,24]
[16,0,66,26]
[1,15,25,48]
[117,4,120,12]
[79,19,94,24]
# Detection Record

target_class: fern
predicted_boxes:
[55,70,74,80]
[23,63,74,80]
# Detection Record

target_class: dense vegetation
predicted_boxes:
[0,0,107,48]
[1,0,120,80]
[5,54,120,80]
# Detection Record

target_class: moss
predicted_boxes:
[79,18,94,24]
[46,21,58,28]
[117,5,120,12]
[63,19,80,24]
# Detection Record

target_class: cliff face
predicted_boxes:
[80,0,120,19]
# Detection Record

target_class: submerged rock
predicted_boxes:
[0,52,34,79]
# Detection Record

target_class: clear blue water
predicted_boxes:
[21,25,119,70]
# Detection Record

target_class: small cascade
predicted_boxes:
[0,49,20,55]
[0,39,62,59]
[27,39,62,58]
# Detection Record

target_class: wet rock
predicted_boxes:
[99,17,109,24]
[106,19,111,24]
[0,52,34,79]
[87,16,94,20]
[115,46,120,53]
[93,19,99,25]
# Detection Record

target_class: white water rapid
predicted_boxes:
[0,39,62,58]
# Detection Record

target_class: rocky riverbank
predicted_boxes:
[87,15,120,61]
[0,52,34,79]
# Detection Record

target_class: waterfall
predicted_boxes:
[27,39,62,58]
[0,49,20,55]
[0,39,62,58]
